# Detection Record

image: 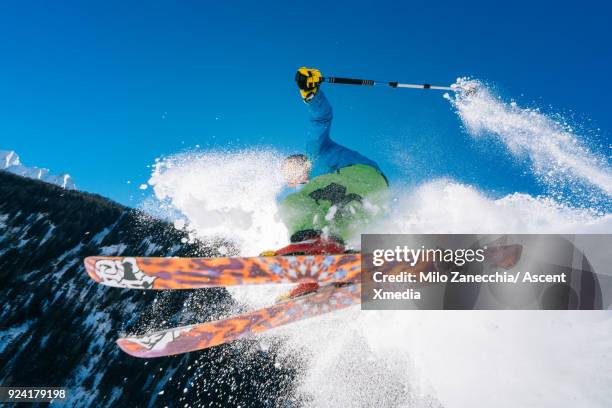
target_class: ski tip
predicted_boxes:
[116,337,150,358]
[83,257,102,282]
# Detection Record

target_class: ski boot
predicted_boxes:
[261,233,345,302]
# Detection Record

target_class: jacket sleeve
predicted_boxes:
[305,90,334,160]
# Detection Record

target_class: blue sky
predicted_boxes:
[1,1,611,206]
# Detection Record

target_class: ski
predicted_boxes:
[116,282,361,358]
[84,254,361,290]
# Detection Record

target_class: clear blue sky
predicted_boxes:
[1,1,610,206]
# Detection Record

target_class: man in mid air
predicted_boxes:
[270,67,388,299]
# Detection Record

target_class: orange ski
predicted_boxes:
[84,255,361,290]
[117,282,361,358]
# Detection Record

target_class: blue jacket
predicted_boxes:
[305,90,382,178]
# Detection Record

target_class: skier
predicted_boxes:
[269,67,389,299]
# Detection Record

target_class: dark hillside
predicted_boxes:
[0,171,299,407]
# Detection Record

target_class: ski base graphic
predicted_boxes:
[84,254,361,289]
[117,282,361,358]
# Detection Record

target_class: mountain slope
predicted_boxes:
[0,170,300,407]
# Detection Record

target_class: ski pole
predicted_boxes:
[323,76,454,91]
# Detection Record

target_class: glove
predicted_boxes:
[295,67,323,102]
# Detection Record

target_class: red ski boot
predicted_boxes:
[271,235,345,301]
[273,237,345,256]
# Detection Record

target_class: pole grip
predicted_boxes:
[326,77,375,86]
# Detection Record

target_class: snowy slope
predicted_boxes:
[0,149,76,189]
[0,171,298,407]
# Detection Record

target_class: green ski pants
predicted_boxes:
[279,164,388,242]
